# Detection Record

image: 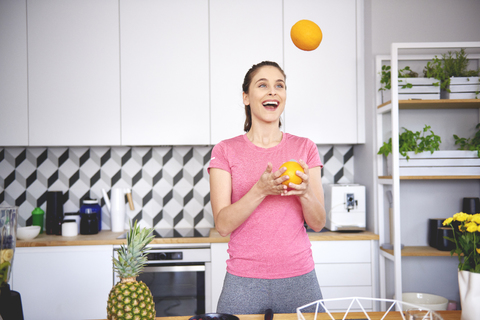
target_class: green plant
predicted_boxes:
[423,48,480,92]
[453,123,480,157]
[377,125,442,160]
[443,212,480,273]
[378,65,418,92]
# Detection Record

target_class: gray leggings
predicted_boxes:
[216,269,324,314]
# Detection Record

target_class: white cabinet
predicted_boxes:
[120,0,210,146]
[283,0,364,144]
[12,245,114,320]
[210,242,229,313]
[0,0,28,146]
[209,0,284,144]
[312,240,374,312]
[27,0,121,146]
[209,240,375,313]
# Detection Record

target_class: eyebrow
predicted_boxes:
[255,78,285,84]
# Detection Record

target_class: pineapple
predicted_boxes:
[107,221,155,320]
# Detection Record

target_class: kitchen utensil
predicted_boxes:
[462,197,480,214]
[16,226,41,240]
[45,191,64,235]
[31,207,45,233]
[402,292,448,311]
[64,212,81,234]
[405,308,442,320]
[80,198,102,231]
[102,188,134,232]
[80,212,99,235]
[189,314,239,320]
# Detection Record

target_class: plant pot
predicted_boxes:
[386,150,480,176]
[381,78,440,103]
[441,77,480,100]
[458,270,480,320]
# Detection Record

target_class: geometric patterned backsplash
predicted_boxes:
[0,145,354,229]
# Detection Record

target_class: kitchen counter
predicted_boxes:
[96,310,461,320]
[16,228,378,247]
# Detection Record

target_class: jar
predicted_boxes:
[80,199,102,231]
[62,219,78,237]
[80,212,98,235]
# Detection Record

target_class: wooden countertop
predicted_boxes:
[96,310,460,320]
[16,229,378,247]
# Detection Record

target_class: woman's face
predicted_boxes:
[243,66,286,126]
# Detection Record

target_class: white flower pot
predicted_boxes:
[386,150,480,176]
[458,270,480,320]
[443,77,480,100]
[382,78,440,103]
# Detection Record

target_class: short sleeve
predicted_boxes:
[207,141,232,174]
[306,139,323,169]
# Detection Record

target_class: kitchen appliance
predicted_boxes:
[0,206,24,320]
[102,188,134,232]
[45,191,64,235]
[113,243,211,317]
[324,184,366,231]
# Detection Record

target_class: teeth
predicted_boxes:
[263,101,278,106]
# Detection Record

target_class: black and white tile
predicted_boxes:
[0,145,354,228]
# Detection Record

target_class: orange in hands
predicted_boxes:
[280,161,304,186]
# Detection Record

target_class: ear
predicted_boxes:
[242,92,250,106]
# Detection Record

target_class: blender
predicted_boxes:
[0,207,24,320]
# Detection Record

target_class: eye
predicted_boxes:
[258,83,267,88]
[276,84,285,89]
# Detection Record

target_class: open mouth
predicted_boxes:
[262,100,279,110]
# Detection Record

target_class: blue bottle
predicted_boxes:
[80,199,102,231]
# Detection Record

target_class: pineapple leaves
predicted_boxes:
[113,221,155,278]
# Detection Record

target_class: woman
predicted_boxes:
[208,61,326,314]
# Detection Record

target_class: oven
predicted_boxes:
[113,240,212,317]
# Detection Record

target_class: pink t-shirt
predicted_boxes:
[208,133,323,279]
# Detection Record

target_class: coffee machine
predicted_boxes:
[324,184,366,231]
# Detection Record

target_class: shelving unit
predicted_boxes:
[374,42,480,311]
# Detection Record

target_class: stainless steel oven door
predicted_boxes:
[138,263,206,317]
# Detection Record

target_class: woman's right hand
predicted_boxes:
[255,162,289,196]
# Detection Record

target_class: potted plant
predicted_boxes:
[424,48,480,99]
[454,123,480,157]
[442,212,480,320]
[379,65,439,103]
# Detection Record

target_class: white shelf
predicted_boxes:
[374,41,480,311]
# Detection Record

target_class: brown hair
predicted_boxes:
[242,61,286,132]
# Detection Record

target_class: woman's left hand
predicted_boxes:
[281,159,310,197]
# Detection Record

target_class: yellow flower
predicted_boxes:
[1,249,13,263]
[453,212,469,222]
[477,248,480,254]
[443,217,453,226]
[472,214,480,224]
[466,223,478,233]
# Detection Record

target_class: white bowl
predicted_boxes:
[402,292,449,311]
[16,226,41,240]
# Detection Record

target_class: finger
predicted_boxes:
[264,162,273,174]
[299,159,309,174]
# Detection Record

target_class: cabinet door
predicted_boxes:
[12,245,114,320]
[210,0,284,145]
[283,0,361,144]
[27,0,121,146]
[0,0,28,146]
[120,0,210,146]
[210,242,228,312]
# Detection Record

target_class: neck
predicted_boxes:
[246,126,283,148]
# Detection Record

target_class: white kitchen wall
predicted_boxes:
[357,0,480,304]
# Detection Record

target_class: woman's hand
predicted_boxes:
[281,159,310,197]
[255,162,289,196]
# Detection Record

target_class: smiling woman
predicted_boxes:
[208,61,327,314]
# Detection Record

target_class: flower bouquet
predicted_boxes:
[443,212,480,273]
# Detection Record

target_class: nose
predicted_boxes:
[269,87,277,96]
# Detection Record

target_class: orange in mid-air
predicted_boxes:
[290,19,323,51]
[280,161,304,186]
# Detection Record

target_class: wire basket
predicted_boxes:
[296,297,443,320]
